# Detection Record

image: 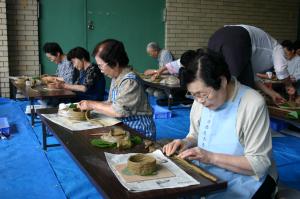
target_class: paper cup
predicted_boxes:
[266,72,273,79]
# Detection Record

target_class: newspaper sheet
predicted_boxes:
[42,111,121,131]
[105,150,200,192]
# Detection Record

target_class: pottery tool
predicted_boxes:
[170,155,218,182]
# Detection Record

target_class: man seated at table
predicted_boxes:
[51,47,106,101]
[144,42,173,99]
[294,40,300,56]
[78,39,156,140]
[42,42,79,84]
[281,40,300,102]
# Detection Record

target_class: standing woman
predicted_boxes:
[208,25,293,104]
[78,39,156,140]
[163,50,277,198]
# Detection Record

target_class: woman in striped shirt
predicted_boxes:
[78,39,156,140]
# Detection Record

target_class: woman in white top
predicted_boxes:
[282,40,300,96]
[163,50,277,199]
[150,49,202,80]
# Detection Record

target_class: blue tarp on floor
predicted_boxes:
[0,100,66,199]
[1,97,300,198]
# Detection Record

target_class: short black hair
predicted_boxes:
[281,40,294,51]
[180,49,205,67]
[93,39,129,68]
[43,42,63,56]
[182,49,231,90]
[67,47,90,62]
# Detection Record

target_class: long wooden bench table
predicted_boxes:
[36,108,227,199]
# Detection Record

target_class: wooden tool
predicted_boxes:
[170,155,218,182]
[89,132,107,136]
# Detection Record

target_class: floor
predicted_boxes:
[1,97,300,198]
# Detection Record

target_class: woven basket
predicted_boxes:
[127,154,157,176]
[58,107,89,121]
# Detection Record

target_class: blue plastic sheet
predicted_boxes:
[273,136,300,190]
[1,96,300,199]
[17,100,101,199]
[0,99,66,199]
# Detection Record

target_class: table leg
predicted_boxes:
[166,89,172,110]
[42,122,47,151]
[30,99,35,126]
[10,81,17,100]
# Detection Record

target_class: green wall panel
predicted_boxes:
[39,0,165,75]
[86,0,165,73]
[39,0,86,74]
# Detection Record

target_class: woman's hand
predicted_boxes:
[178,147,213,164]
[151,73,159,81]
[163,139,184,156]
[78,100,93,111]
[55,80,65,89]
[270,91,286,105]
[144,69,157,76]
[256,73,269,79]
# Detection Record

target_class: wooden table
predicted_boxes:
[37,108,227,199]
[268,106,300,129]
[10,80,76,126]
[140,76,188,109]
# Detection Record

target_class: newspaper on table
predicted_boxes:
[105,150,200,192]
[41,111,121,131]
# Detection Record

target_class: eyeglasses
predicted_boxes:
[47,57,56,62]
[97,62,108,68]
[190,89,212,103]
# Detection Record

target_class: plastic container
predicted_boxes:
[152,105,172,119]
[0,117,10,138]
[270,118,288,132]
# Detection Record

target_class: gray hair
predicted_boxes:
[146,42,160,51]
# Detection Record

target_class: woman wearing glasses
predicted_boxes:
[52,47,106,101]
[163,50,277,198]
[78,39,156,140]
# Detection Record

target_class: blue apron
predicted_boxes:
[197,85,265,199]
[111,72,156,140]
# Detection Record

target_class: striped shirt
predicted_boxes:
[56,57,76,84]
[109,67,156,140]
[157,49,174,68]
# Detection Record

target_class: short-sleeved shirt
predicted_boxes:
[236,25,289,80]
[74,63,106,101]
[287,55,300,81]
[165,59,182,75]
[157,49,173,68]
[187,78,276,180]
[55,57,76,84]
[108,67,153,117]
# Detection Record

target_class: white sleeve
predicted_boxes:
[273,45,289,80]
[186,101,202,140]
[237,90,272,179]
[165,59,181,75]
